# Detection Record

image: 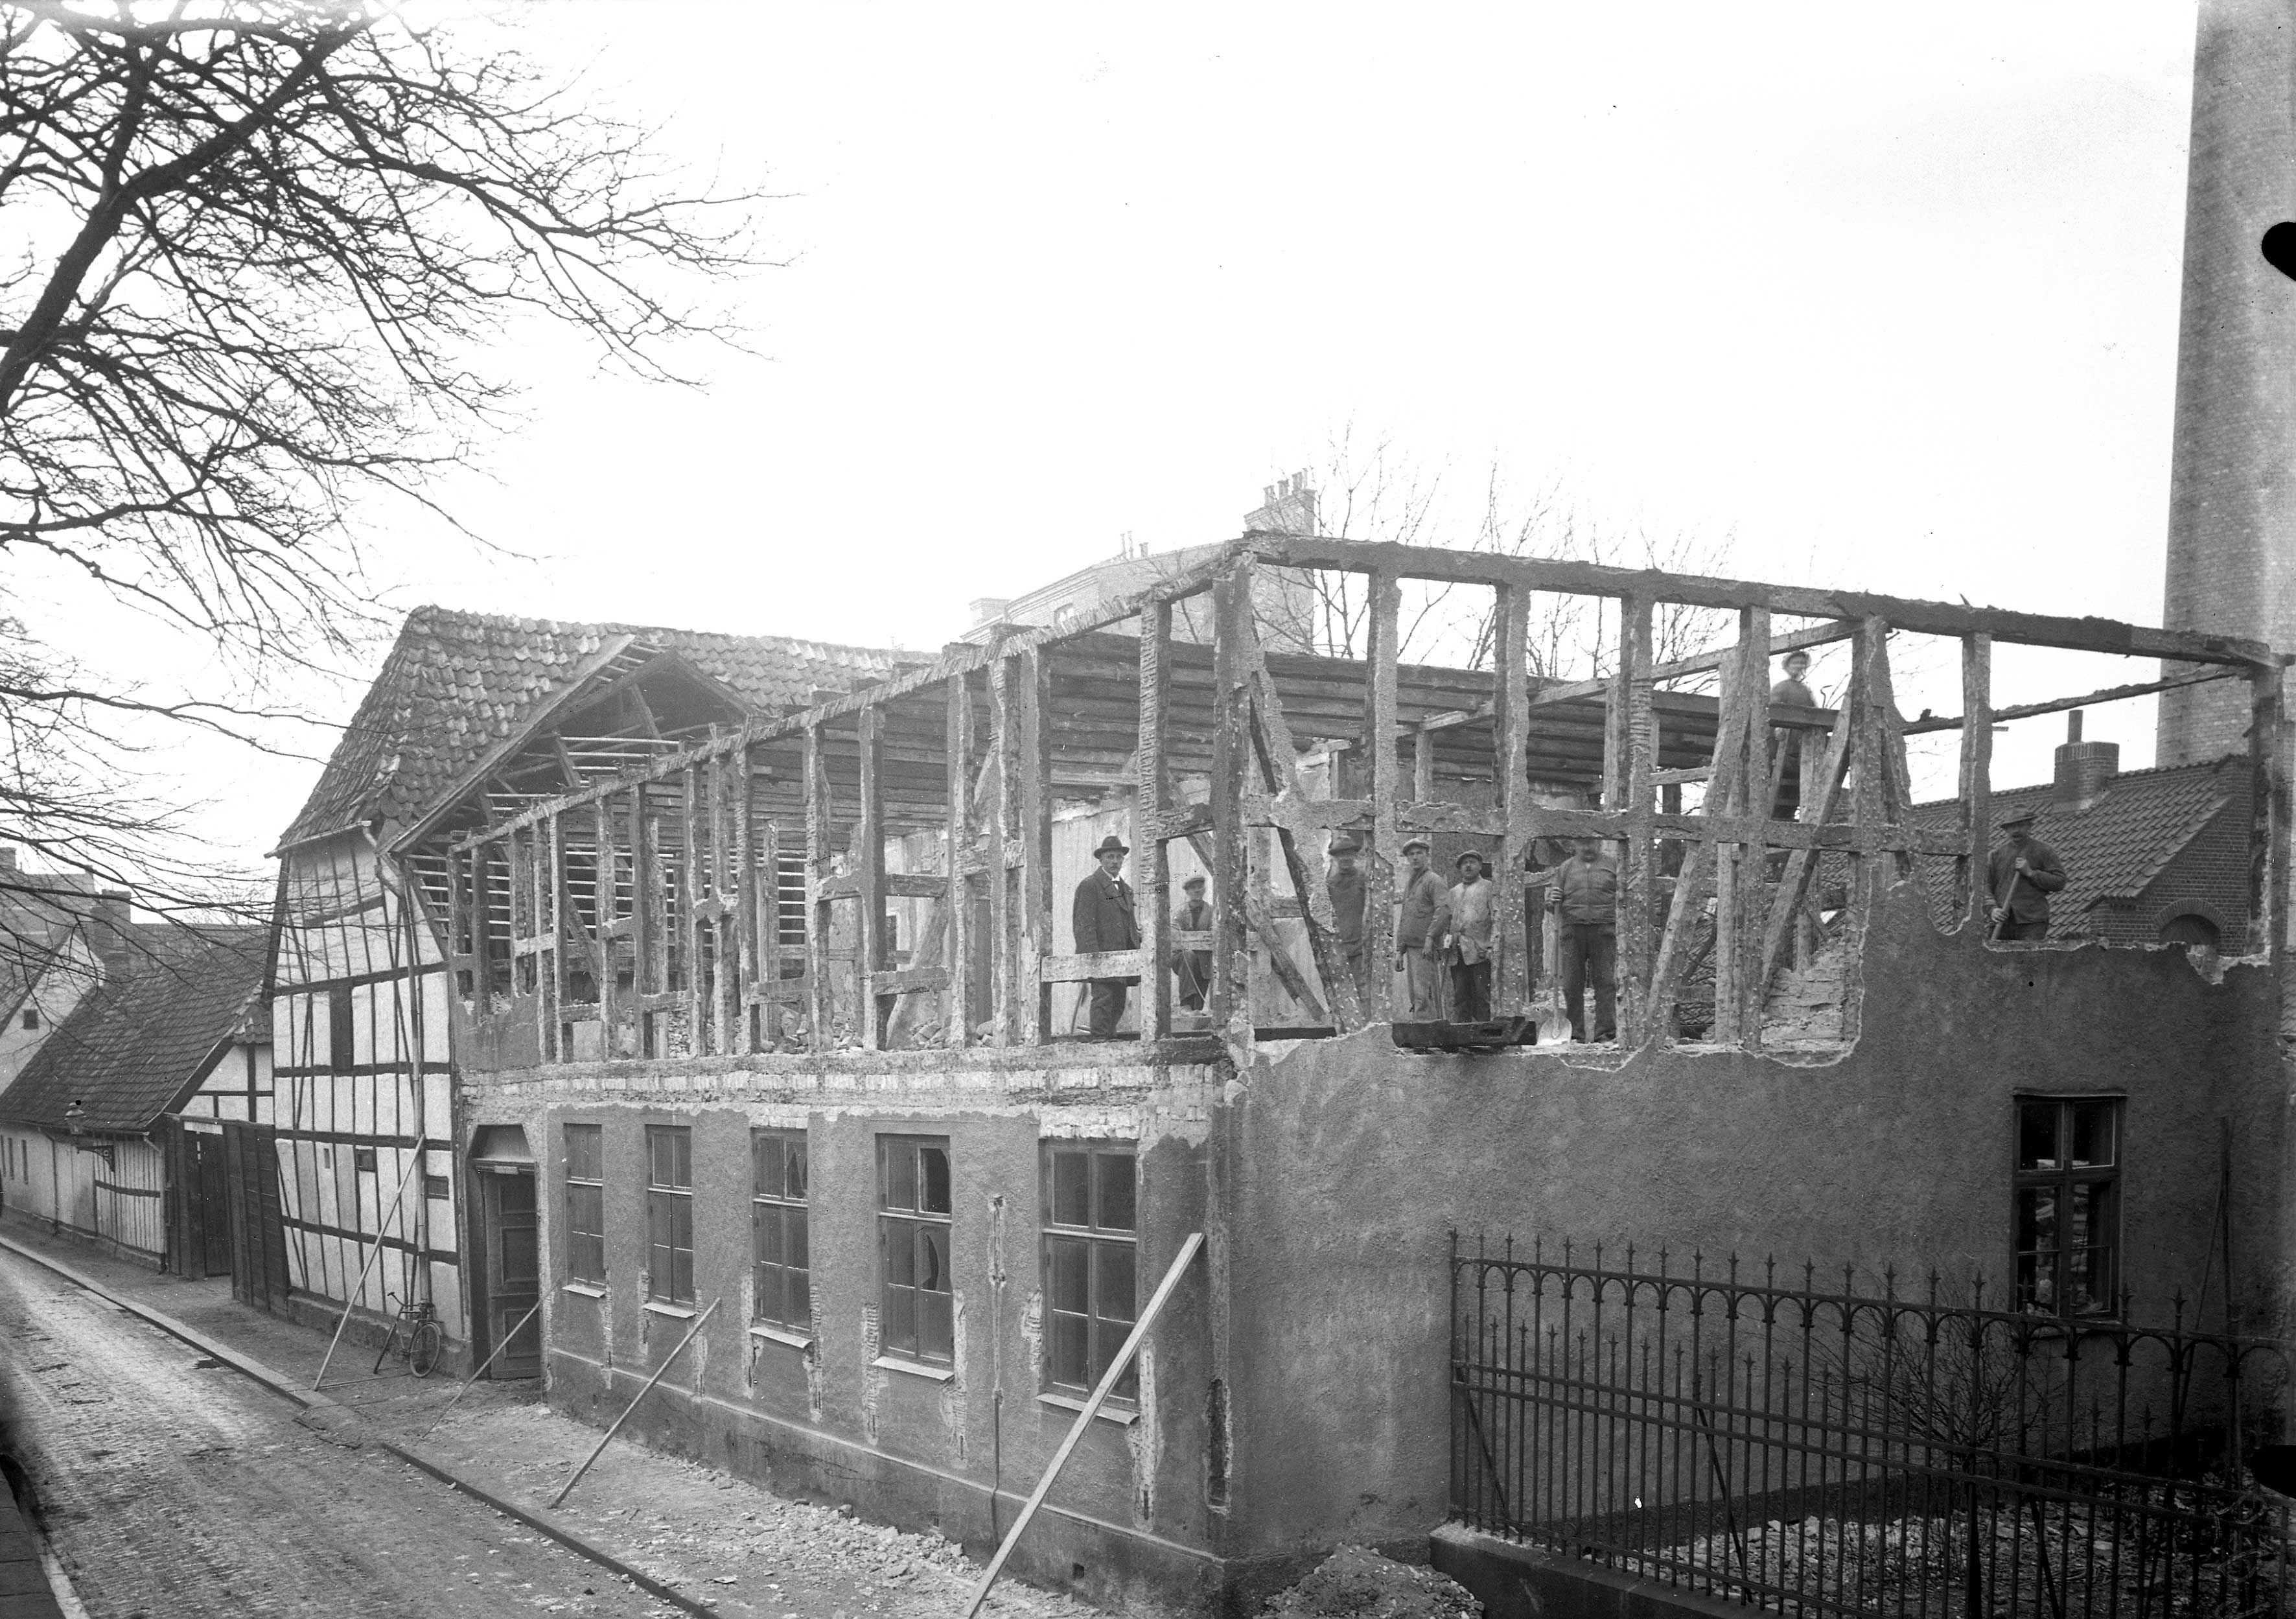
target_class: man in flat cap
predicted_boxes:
[1438,849,1498,1022]
[1073,833,1141,1036]
[1393,836,1448,1019]
[1325,834,1371,1003]
[1544,833,1619,1042]
[1988,811,2067,940]
[1170,873,1213,1012]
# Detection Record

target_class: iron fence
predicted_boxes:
[1450,1235,2296,1616]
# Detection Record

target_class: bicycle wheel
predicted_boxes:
[410,1318,444,1379]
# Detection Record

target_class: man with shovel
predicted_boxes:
[1988,811,2067,940]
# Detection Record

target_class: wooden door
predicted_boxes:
[481,1167,542,1378]
[222,1121,290,1312]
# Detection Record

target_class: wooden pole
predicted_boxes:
[312,1141,430,1390]
[419,1296,545,1439]
[960,1233,1204,1618]
[548,1299,721,1508]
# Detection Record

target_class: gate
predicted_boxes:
[1451,1234,2296,1618]
[221,1120,290,1312]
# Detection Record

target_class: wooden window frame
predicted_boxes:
[1041,1140,1139,1403]
[564,1122,605,1285]
[751,1128,810,1334]
[328,983,354,1073]
[877,1135,953,1366]
[645,1124,694,1305]
[2013,1095,2122,1319]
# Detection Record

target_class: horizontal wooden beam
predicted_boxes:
[1525,620,1860,708]
[1253,535,2278,668]
[1901,666,2243,735]
[1039,949,1147,984]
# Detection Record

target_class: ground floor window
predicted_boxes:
[2014,1095,2120,1317]
[564,1123,605,1285]
[1042,1141,1137,1401]
[877,1136,951,1364]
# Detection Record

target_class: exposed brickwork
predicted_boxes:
[2157,0,2296,766]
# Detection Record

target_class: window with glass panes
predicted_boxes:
[1042,1142,1137,1401]
[752,1130,810,1333]
[564,1123,605,1284]
[2014,1097,2120,1318]
[877,1136,953,1364]
[645,1125,693,1305]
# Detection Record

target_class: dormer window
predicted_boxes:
[19,1009,36,1031]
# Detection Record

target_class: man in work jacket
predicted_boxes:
[1545,834,1618,1042]
[1073,834,1141,1037]
[1988,811,2068,941]
[1325,834,1371,1003]
[1393,837,1448,1020]
[1170,873,1213,1011]
[1437,850,1498,1023]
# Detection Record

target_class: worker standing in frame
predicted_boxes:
[1072,834,1141,1037]
[1170,873,1213,1012]
[1393,837,1448,1021]
[1325,834,1371,1003]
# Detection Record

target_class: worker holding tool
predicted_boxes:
[1394,837,1448,1020]
[1539,833,1619,1042]
[1988,810,2067,940]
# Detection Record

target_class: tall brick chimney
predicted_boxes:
[2054,710,2119,811]
[2157,0,2296,766]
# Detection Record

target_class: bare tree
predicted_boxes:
[0,1,763,920]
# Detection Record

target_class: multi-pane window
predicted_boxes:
[645,1126,694,1305]
[2015,1097,2120,1318]
[878,1136,953,1364]
[752,1130,810,1333]
[564,1123,605,1285]
[1043,1142,1138,1401]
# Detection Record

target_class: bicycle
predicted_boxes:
[373,1293,444,1379]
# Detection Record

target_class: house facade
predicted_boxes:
[434,535,2293,1613]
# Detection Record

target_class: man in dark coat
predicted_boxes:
[1170,873,1212,1011]
[1393,837,1448,1019]
[1073,834,1141,1037]
[1544,834,1619,1042]
[1988,811,2068,940]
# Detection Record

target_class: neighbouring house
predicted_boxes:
[262,607,912,1369]
[0,912,270,1278]
[429,530,2289,1616]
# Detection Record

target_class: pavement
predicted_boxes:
[0,1221,1128,1619]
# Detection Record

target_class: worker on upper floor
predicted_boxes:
[1394,837,1448,1021]
[1073,834,1141,1037]
[1437,850,1498,1023]
[1542,833,1619,1043]
[1325,834,1370,1003]
[1988,811,2068,941]
[1170,873,1212,1012]
[1771,649,1818,820]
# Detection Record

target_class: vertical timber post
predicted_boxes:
[1615,596,1655,1043]
[1494,582,1533,1016]
[2251,661,2288,957]
[1736,608,1771,1043]
[736,741,760,1052]
[1960,634,1994,934]
[1021,648,1055,1043]
[1364,570,1401,1022]
[945,671,975,1050]
[1211,563,1255,1036]
[682,763,702,1054]
[1139,600,1172,1045]
[857,703,887,1051]
[989,655,1019,1047]
[804,725,832,1054]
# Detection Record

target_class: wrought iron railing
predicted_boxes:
[1450,1235,2295,1617]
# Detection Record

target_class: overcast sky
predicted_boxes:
[32,3,2210,879]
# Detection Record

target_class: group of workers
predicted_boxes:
[1064,649,2069,1040]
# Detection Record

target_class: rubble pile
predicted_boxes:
[1260,1546,1482,1619]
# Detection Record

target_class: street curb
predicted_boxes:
[0,1235,715,1617]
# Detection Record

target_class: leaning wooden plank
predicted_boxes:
[1756,658,1859,992]
[1166,761,1327,1022]
[961,1233,1205,1619]
[1647,623,1754,1042]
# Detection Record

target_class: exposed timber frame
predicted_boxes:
[439,534,2285,1062]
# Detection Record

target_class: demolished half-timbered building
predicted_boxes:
[419,533,2291,1614]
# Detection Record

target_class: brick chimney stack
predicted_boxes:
[2157,0,2296,765]
[2054,710,2119,811]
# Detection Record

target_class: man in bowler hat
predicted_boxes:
[1073,833,1141,1036]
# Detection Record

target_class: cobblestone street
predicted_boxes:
[0,1231,1140,1619]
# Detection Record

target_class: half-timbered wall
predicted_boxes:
[452,538,2286,1066]
[272,829,461,1339]
[0,1128,165,1264]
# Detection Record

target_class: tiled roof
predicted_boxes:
[0,926,270,1132]
[1905,756,2246,937]
[279,607,907,847]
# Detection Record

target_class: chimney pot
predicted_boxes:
[2053,719,2118,811]
[2067,710,2083,743]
